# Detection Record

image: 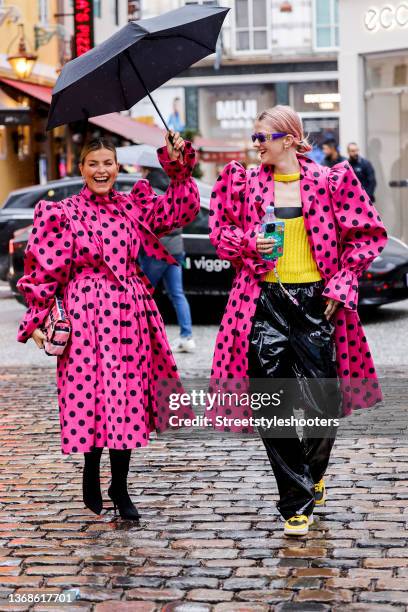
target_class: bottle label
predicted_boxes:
[262,221,285,260]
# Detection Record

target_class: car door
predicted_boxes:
[182,203,233,297]
[0,182,82,279]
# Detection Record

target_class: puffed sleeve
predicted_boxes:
[127,140,200,236]
[209,161,275,278]
[16,200,74,343]
[323,161,388,310]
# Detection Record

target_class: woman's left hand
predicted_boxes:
[165,130,185,163]
[324,298,340,321]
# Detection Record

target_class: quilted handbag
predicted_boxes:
[41,297,71,356]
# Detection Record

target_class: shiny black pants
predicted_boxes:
[248,281,342,519]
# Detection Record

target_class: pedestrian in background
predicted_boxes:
[16,131,199,520]
[208,105,387,537]
[321,138,346,168]
[347,142,377,201]
[138,150,195,353]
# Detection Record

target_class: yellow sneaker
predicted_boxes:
[284,513,314,536]
[314,479,326,506]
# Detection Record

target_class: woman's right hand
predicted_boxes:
[31,328,46,350]
[256,233,276,255]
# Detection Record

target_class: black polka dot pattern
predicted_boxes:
[16,142,200,454]
[208,157,388,423]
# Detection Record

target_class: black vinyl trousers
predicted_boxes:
[248,280,342,519]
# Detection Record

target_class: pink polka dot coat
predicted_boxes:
[17,142,199,454]
[208,155,388,426]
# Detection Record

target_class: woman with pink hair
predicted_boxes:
[209,105,387,536]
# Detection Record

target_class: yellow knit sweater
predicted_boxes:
[264,216,322,283]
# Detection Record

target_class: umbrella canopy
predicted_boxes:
[47,5,229,130]
[116,144,160,168]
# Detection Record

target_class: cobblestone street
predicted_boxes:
[1,364,408,611]
[1,290,408,610]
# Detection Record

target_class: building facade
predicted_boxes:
[129,0,340,180]
[338,0,408,242]
[0,0,144,204]
[0,0,62,202]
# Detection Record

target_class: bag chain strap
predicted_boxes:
[271,266,300,307]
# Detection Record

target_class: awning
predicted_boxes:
[0,87,31,125]
[195,138,247,162]
[0,78,165,147]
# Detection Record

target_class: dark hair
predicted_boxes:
[79,137,117,165]
[322,138,338,149]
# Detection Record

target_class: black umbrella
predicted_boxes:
[46,5,229,131]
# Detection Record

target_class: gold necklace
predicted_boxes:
[274,172,301,182]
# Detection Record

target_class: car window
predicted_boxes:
[3,191,47,209]
[115,179,165,195]
[114,180,135,193]
[184,208,209,235]
[3,183,82,209]
[43,184,82,201]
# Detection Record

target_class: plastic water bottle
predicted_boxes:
[261,205,285,260]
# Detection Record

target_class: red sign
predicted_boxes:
[74,0,94,57]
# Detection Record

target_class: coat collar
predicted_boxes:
[78,185,127,286]
[80,184,119,204]
[251,154,325,220]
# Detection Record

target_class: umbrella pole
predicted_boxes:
[124,50,170,133]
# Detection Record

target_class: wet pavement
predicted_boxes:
[1,365,408,611]
[1,286,408,610]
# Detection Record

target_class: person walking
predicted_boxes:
[137,152,195,353]
[208,105,387,536]
[321,138,346,168]
[347,142,377,201]
[16,131,199,520]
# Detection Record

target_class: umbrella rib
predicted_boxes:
[118,56,130,109]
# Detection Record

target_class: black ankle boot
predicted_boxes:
[108,449,140,520]
[83,447,103,515]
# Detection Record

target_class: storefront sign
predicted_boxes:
[216,99,257,130]
[0,110,31,126]
[73,0,94,57]
[364,2,408,32]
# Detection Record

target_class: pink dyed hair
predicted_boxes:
[256,105,313,154]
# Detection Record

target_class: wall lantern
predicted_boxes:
[7,24,38,79]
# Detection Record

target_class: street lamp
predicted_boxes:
[7,24,38,79]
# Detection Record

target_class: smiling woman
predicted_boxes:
[79,138,119,195]
[208,104,387,537]
[16,129,200,522]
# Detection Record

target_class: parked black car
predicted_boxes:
[8,196,408,311]
[0,175,143,281]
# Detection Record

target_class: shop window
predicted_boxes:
[185,1,219,6]
[365,54,408,90]
[94,0,101,18]
[290,81,339,113]
[113,0,119,25]
[38,0,49,25]
[128,0,142,20]
[313,0,339,50]
[234,0,269,53]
